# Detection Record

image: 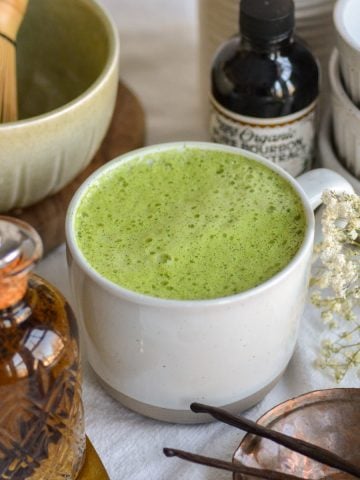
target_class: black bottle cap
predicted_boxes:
[240,0,295,43]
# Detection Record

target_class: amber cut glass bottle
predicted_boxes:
[0,217,85,479]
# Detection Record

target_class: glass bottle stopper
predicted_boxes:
[0,216,43,309]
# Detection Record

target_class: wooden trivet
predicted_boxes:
[9,81,146,255]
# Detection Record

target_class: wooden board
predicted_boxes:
[9,81,146,255]
[78,437,109,480]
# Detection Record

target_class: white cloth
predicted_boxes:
[36,2,358,479]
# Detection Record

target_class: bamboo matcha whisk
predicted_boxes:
[0,0,28,123]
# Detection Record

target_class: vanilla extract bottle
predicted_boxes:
[210,0,320,176]
[0,217,85,479]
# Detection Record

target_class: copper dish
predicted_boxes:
[233,388,360,479]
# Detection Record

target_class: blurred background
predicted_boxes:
[97,0,205,144]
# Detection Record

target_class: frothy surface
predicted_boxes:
[75,148,306,300]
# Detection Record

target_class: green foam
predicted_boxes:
[75,148,306,300]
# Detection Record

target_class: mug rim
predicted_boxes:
[65,142,314,309]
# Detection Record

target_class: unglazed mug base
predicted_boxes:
[92,367,285,424]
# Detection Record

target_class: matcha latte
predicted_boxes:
[74,148,306,300]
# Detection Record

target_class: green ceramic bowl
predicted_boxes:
[0,0,120,212]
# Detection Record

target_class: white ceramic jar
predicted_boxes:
[334,0,360,106]
[319,110,360,194]
[329,49,360,177]
[65,143,353,423]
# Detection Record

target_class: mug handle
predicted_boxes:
[296,168,354,210]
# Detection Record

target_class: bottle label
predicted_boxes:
[209,95,317,177]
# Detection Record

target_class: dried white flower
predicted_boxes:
[311,190,360,382]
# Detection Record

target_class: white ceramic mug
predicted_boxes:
[329,49,360,178]
[65,142,353,423]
